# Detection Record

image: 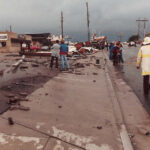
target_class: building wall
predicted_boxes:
[0,32,32,53]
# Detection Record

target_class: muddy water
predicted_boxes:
[118,45,150,113]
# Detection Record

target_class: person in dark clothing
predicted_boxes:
[112,42,120,66]
[118,43,124,64]
[109,43,114,60]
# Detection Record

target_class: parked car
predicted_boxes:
[68,46,78,56]
[30,46,40,51]
[128,41,136,47]
[41,46,50,51]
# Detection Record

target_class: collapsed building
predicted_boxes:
[27,33,52,48]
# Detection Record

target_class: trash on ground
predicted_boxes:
[8,117,14,125]
[10,105,30,111]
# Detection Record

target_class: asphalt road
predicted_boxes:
[117,45,150,113]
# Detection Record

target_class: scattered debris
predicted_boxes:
[10,105,30,111]
[32,63,39,67]
[6,94,15,98]
[8,117,14,125]
[97,126,103,130]
[19,92,28,97]
[0,70,4,76]
[93,72,98,75]
[45,93,48,96]
[20,65,28,69]
[74,63,85,68]
[75,72,84,75]
[145,131,150,136]
[128,133,135,139]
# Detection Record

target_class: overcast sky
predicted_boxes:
[0,0,150,41]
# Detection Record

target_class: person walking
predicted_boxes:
[136,37,150,95]
[109,42,114,60]
[50,40,60,69]
[60,41,70,71]
[118,42,124,64]
[112,41,120,66]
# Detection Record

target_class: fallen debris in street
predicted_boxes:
[93,72,98,75]
[10,105,30,111]
[19,92,28,97]
[8,117,14,125]
[74,63,85,68]
[31,63,39,67]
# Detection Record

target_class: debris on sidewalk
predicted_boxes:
[74,63,85,68]
[8,117,14,125]
[0,70,4,76]
[20,65,28,69]
[32,63,39,67]
[19,92,28,97]
[58,106,62,109]
[10,105,30,111]
[93,72,98,75]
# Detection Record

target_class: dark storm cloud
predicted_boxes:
[0,0,149,40]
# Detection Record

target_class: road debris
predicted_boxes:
[74,63,85,68]
[8,117,14,125]
[93,72,98,75]
[10,105,30,111]
[19,92,28,97]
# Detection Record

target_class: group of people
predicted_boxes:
[109,41,124,66]
[50,40,70,71]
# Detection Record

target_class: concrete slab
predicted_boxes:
[0,117,49,150]
[45,135,115,150]
[1,52,122,149]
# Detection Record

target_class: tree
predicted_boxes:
[128,35,139,42]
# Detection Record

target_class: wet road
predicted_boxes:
[118,45,150,113]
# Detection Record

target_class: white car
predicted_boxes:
[68,46,78,56]
[41,46,50,51]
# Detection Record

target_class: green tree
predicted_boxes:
[128,35,139,42]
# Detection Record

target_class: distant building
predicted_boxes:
[0,31,32,53]
[27,33,52,48]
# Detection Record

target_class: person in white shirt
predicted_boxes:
[22,42,26,52]
[50,40,60,69]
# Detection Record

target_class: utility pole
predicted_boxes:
[86,2,90,41]
[61,11,64,40]
[136,18,148,40]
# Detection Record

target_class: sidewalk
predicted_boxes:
[0,51,150,150]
